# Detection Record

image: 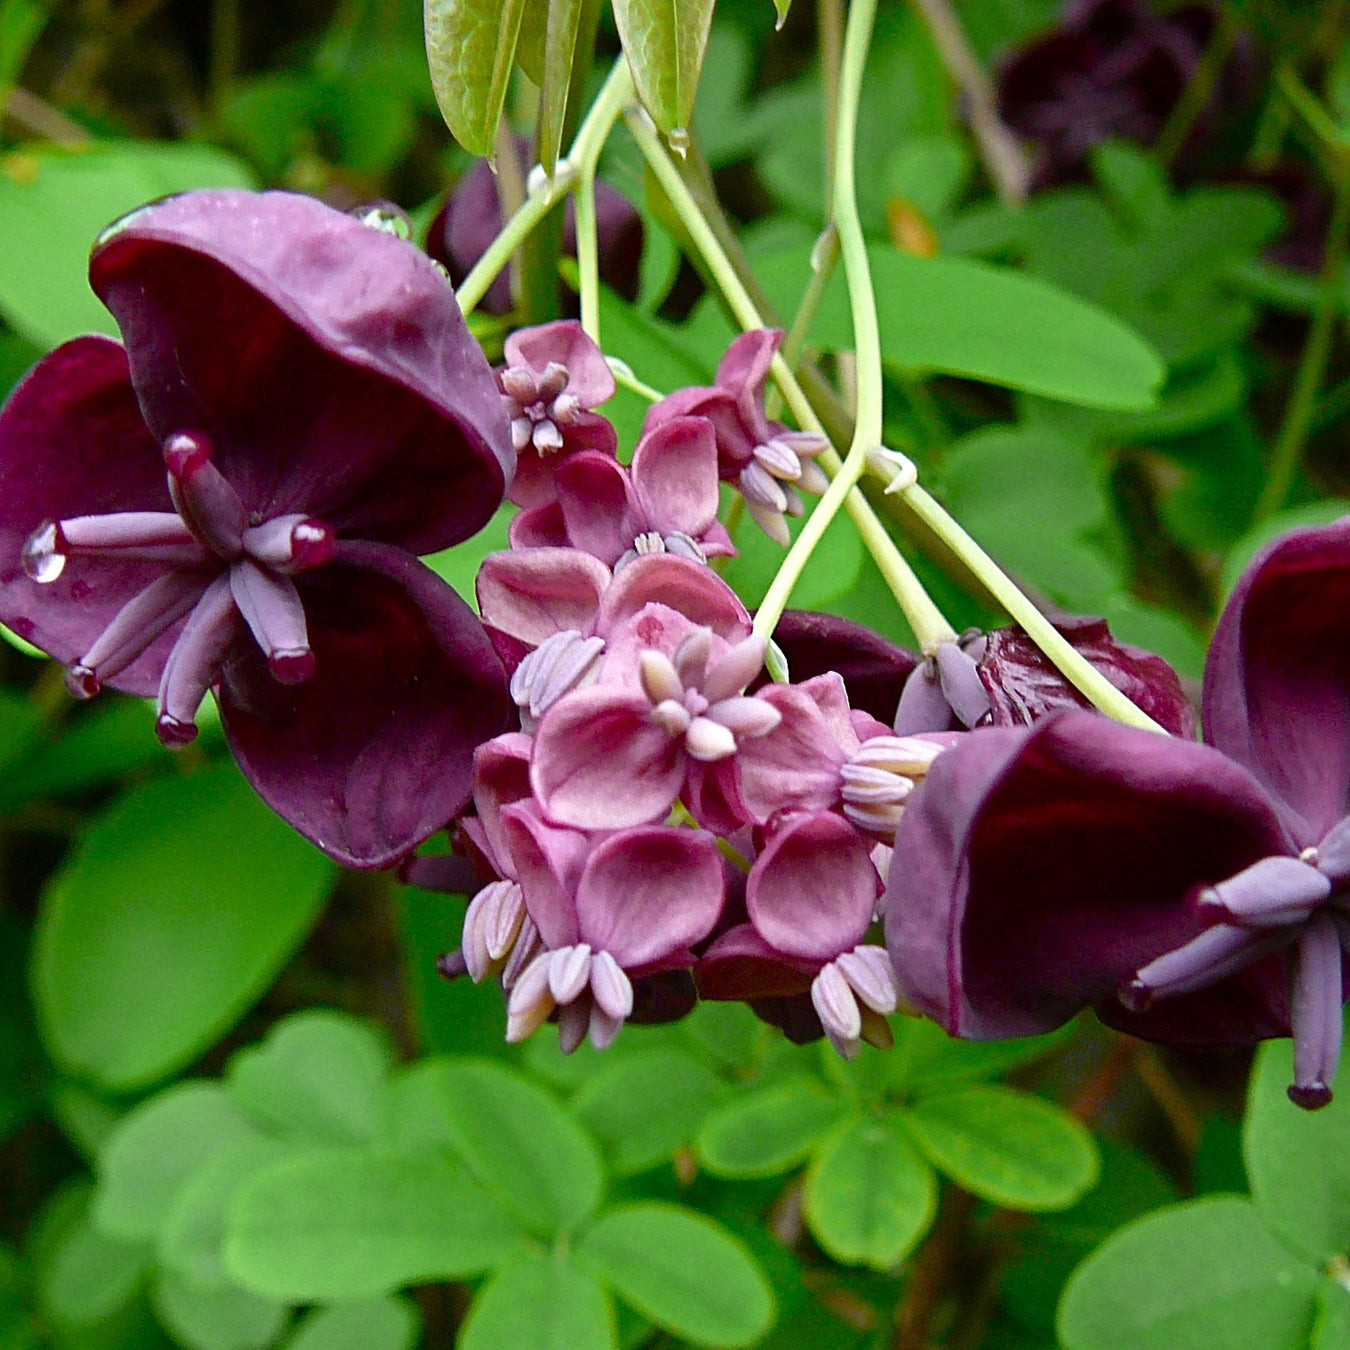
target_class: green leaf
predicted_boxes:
[803,1114,937,1267]
[151,1267,287,1350]
[95,1082,262,1243]
[461,1251,613,1350]
[534,0,585,175]
[0,142,254,350]
[158,1135,295,1289]
[901,1086,1099,1211]
[36,1188,148,1331]
[1312,1279,1350,1350]
[33,761,334,1092]
[284,1297,419,1350]
[1244,1025,1350,1264]
[697,1080,846,1179]
[579,1202,774,1348]
[425,0,525,157]
[941,425,1119,610]
[227,1010,393,1146]
[888,1015,1073,1094]
[399,1058,603,1235]
[224,1148,522,1300]
[571,1049,726,1175]
[1057,1196,1320,1350]
[610,0,715,140]
[0,0,53,94]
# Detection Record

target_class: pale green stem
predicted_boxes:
[456,57,633,319]
[625,103,954,651]
[753,0,888,639]
[767,224,840,420]
[574,164,602,342]
[868,456,1167,733]
[606,357,664,403]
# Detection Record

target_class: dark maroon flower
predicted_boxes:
[997,0,1250,186]
[886,516,1350,1107]
[0,189,514,868]
[427,137,644,315]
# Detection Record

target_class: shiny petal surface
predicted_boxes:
[1203,516,1350,840]
[218,540,510,868]
[631,417,720,540]
[92,189,512,553]
[476,548,611,647]
[885,712,1295,1041]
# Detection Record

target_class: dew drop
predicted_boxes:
[21,521,65,583]
[64,664,99,700]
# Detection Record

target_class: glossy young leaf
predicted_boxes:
[578,1202,774,1348]
[571,1049,726,1176]
[803,1114,937,1267]
[900,1087,1100,1211]
[223,1149,522,1300]
[460,1250,613,1350]
[1244,1023,1350,1265]
[397,1058,603,1235]
[610,0,715,140]
[534,0,585,175]
[1057,1196,1320,1350]
[424,0,526,157]
[33,762,334,1092]
[226,1010,394,1147]
[285,1297,420,1350]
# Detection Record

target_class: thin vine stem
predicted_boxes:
[455,57,632,319]
[624,103,955,652]
[574,165,601,342]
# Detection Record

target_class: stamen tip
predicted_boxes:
[155,713,199,749]
[1118,977,1153,1013]
[64,664,100,700]
[268,649,316,685]
[1288,1081,1333,1110]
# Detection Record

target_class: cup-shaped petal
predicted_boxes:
[1203,516,1350,840]
[747,812,881,962]
[218,540,510,868]
[575,826,724,970]
[499,802,591,949]
[91,189,512,554]
[476,548,611,647]
[885,711,1296,1041]
[631,417,721,541]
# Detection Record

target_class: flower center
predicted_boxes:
[1121,816,1350,1109]
[21,429,337,745]
[499,361,581,456]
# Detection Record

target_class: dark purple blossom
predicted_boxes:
[885,516,1350,1107]
[0,189,514,867]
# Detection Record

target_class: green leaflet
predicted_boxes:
[611,0,716,142]
[461,1251,613,1350]
[425,0,526,157]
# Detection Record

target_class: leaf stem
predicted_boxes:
[1153,0,1238,170]
[455,57,633,319]
[1253,145,1350,522]
[624,102,955,651]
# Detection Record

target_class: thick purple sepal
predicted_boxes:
[218,540,510,868]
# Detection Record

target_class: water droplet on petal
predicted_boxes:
[21,521,65,583]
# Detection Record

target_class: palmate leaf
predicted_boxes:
[612,0,715,143]
[425,0,526,157]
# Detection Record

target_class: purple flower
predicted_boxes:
[496,320,618,508]
[0,189,514,868]
[886,516,1350,1106]
[509,416,735,566]
[498,802,725,1050]
[643,330,829,546]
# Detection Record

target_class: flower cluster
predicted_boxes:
[6,188,1349,1109]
